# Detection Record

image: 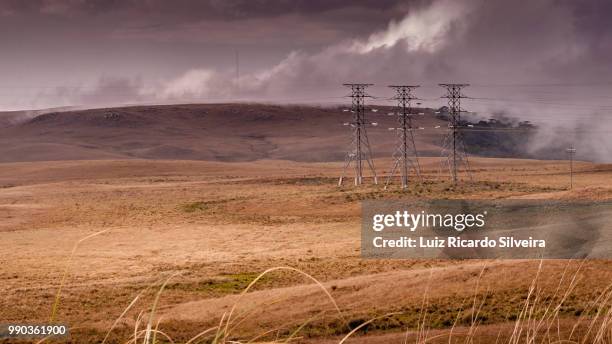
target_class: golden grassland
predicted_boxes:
[0,157,611,343]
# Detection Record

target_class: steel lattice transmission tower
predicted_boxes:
[338,83,378,186]
[439,83,472,184]
[384,85,422,189]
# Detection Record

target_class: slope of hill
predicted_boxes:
[0,104,449,163]
[0,103,539,163]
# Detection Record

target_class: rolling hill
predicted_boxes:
[0,103,533,163]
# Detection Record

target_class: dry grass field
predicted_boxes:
[1,156,611,343]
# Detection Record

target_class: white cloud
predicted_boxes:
[353,0,470,54]
[158,69,216,99]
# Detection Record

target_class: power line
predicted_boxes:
[469,97,612,110]
[469,82,612,88]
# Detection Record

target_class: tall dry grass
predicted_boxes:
[45,232,611,344]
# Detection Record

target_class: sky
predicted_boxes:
[0,0,409,109]
[0,0,610,108]
[1,0,612,161]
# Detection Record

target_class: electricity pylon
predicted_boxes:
[338,83,378,186]
[384,85,422,189]
[439,83,472,184]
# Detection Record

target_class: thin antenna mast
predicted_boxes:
[235,51,240,99]
[566,145,576,189]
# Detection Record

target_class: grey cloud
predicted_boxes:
[0,0,407,20]
[45,77,146,108]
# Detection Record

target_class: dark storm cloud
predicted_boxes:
[552,0,612,81]
[0,0,417,80]
[3,0,610,99]
[0,0,407,21]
